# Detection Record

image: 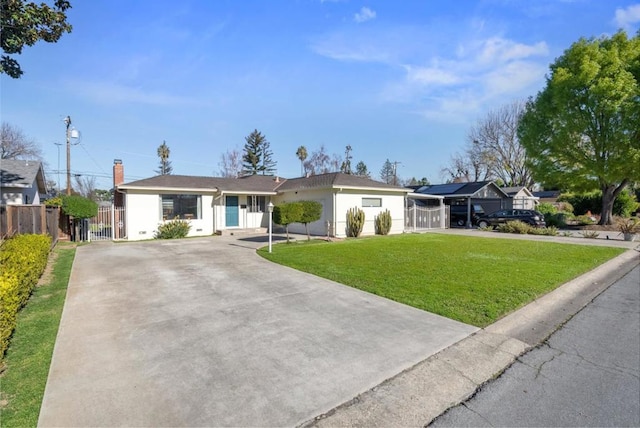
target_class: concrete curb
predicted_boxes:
[301,248,640,428]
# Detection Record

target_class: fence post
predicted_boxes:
[111,204,116,240]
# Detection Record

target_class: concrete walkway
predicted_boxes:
[38,234,477,427]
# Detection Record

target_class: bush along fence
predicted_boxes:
[0,234,51,358]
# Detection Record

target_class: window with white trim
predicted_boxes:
[161,194,201,220]
[247,195,266,213]
[362,197,382,207]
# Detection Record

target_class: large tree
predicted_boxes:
[0,122,42,159]
[440,142,492,183]
[1,0,72,78]
[155,141,172,175]
[469,100,534,188]
[242,129,276,175]
[441,100,532,186]
[518,31,640,225]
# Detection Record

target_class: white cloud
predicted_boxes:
[404,65,460,86]
[354,7,376,23]
[614,4,640,29]
[476,37,548,65]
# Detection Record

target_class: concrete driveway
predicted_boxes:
[38,235,477,427]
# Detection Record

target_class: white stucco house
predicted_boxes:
[116,172,414,241]
[0,159,47,205]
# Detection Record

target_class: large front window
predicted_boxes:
[247,195,266,213]
[161,194,201,220]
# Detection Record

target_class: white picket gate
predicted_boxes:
[88,205,126,240]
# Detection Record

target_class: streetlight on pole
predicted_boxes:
[268,201,274,253]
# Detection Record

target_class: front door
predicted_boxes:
[225,196,239,227]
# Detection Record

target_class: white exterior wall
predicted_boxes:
[334,190,406,237]
[212,194,269,232]
[274,189,332,237]
[1,179,40,205]
[125,191,215,241]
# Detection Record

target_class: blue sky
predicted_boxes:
[2,0,640,190]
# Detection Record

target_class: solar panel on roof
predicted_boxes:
[422,183,466,195]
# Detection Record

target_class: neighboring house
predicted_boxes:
[412,181,510,226]
[0,159,47,205]
[532,190,562,204]
[502,186,539,210]
[116,171,413,240]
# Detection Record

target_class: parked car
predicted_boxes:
[449,204,485,227]
[477,209,546,228]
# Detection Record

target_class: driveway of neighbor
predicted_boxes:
[38,235,477,427]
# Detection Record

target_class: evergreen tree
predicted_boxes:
[242,129,276,175]
[380,159,395,184]
[355,161,370,178]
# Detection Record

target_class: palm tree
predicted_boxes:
[296,145,307,176]
[156,141,172,175]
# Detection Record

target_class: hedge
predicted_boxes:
[0,234,51,358]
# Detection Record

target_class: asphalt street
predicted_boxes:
[431,265,640,427]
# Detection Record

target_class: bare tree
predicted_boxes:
[440,144,492,183]
[440,100,534,187]
[74,175,97,200]
[0,122,42,160]
[303,145,331,175]
[218,148,243,178]
[469,100,534,187]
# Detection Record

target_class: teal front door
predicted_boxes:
[225,196,239,227]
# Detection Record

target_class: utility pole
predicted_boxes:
[64,116,72,195]
[54,142,63,193]
[392,161,402,185]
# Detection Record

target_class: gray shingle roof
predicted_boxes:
[119,174,282,193]
[119,172,407,194]
[0,159,46,191]
[276,172,405,192]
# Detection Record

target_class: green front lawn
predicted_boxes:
[0,245,76,428]
[258,234,625,327]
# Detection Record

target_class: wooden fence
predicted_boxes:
[0,205,59,244]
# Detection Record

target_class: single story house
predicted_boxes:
[0,159,47,205]
[412,181,510,227]
[116,170,413,241]
[502,186,539,210]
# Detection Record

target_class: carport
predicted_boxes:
[413,181,509,228]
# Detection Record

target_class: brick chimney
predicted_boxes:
[113,159,124,206]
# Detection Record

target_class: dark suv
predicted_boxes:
[449,204,485,227]
[477,209,546,228]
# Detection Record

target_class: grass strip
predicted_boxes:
[259,234,625,327]
[0,245,76,428]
